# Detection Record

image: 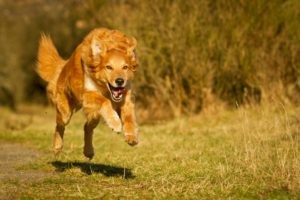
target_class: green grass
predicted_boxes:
[0,104,299,199]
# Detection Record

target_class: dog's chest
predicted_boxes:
[84,73,98,91]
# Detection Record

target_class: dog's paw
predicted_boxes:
[53,141,63,157]
[54,146,63,157]
[110,121,122,133]
[99,103,122,133]
[83,145,94,159]
[106,112,122,133]
[125,134,138,146]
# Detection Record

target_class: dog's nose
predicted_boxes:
[115,78,124,86]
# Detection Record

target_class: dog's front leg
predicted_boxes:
[83,117,99,159]
[121,91,138,146]
[84,91,122,133]
[83,92,122,158]
[99,101,122,132]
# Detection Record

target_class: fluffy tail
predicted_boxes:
[37,34,65,82]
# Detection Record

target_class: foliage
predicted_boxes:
[0,0,300,120]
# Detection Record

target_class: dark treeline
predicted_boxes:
[0,0,300,120]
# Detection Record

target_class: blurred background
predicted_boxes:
[0,0,300,121]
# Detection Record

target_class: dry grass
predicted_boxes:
[0,102,299,199]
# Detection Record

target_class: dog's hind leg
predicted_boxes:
[54,93,73,156]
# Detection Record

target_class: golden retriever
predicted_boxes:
[37,28,138,159]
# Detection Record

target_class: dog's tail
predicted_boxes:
[37,34,65,82]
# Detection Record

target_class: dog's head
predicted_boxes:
[81,29,138,102]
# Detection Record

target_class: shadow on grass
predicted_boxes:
[50,161,134,179]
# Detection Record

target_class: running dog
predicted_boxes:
[37,28,138,159]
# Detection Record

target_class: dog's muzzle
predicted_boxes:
[108,83,125,102]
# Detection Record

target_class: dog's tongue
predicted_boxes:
[113,87,124,98]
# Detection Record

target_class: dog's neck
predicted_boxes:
[81,59,102,92]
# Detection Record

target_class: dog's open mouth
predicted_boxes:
[108,84,125,102]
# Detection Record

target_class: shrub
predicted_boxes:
[0,0,299,120]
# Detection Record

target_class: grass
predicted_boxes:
[0,103,299,199]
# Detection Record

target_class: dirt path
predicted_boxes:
[0,142,52,181]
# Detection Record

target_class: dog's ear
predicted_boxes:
[91,37,106,57]
[128,37,138,71]
[91,38,106,57]
[127,37,137,59]
[81,36,106,66]
[127,37,137,72]
[82,36,107,66]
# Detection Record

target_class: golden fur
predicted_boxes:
[37,28,138,159]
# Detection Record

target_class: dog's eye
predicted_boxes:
[106,65,113,70]
[122,65,128,70]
